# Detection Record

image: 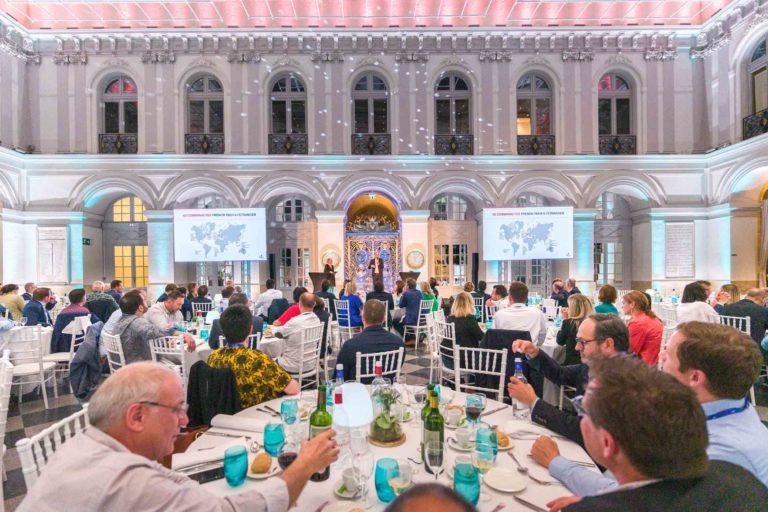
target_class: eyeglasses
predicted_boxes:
[139,401,189,415]
[575,337,599,347]
[571,395,588,417]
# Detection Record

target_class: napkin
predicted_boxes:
[210,414,267,433]
[171,436,247,470]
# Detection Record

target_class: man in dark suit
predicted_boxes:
[208,292,263,350]
[366,279,395,327]
[393,278,423,345]
[368,251,383,282]
[723,288,768,345]
[507,314,628,446]
[22,287,54,326]
[550,356,768,512]
[315,279,337,320]
[337,300,404,383]
[22,282,35,302]
[107,279,123,303]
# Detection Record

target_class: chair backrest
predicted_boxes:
[434,308,446,323]
[16,404,90,491]
[355,347,405,383]
[656,304,678,326]
[0,350,14,504]
[718,315,751,336]
[149,336,183,361]
[67,328,88,361]
[101,332,126,373]
[454,346,509,401]
[335,299,350,322]
[473,297,485,322]
[294,324,324,390]
[247,332,261,350]
[433,320,457,387]
[321,297,330,312]
[418,300,433,325]
[486,304,500,323]
[193,302,214,313]
[6,326,44,366]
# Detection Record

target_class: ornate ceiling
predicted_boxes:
[0,1,734,31]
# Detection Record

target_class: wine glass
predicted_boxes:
[19,317,27,327]
[352,449,375,508]
[472,443,494,501]
[424,440,445,482]
[393,375,410,404]
[348,429,368,457]
[389,459,413,497]
[413,386,427,409]
[465,393,486,432]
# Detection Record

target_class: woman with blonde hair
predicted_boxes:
[444,292,485,370]
[713,283,741,314]
[621,290,663,365]
[557,294,595,365]
[419,281,439,312]
[339,281,363,327]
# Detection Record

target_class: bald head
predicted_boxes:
[299,292,316,311]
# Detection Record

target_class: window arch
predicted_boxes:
[185,75,224,154]
[352,73,389,134]
[270,74,307,135]
[516,74,552,136]
[431,194,470,221]
[598,73,632,136]
[514,193,549,207]
[108,196,148,288]
[434,73,471,135]
[99,75,138,154]
[274,197,312,222]
[111,196,147,223]
[749,37,768,115]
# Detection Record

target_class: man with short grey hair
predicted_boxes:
[18,362,339,512]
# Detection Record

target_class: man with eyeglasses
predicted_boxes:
[544,356,767,512]
[531,321,768,497]
[507,314,629,446]
[18,362,340,512]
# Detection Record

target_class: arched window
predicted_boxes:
[514,193,549,207]
[431,195,469,221]
[598,73,635,154]
[593,192,631,287]
[99,75,138,154]
[353,73,388,134]
[112,196,147,223]
[185,75,224,153]
[275,198,310,222]
[108,196,148,288]
[745,37,768,140]
[516,74,552,136]
[434,73,472,155]
[269,74,308,154]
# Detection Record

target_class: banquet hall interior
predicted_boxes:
[1,0,768,510]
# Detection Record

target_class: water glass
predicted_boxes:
[199,328,209,342]
[465,394,486,431]
[472,443,495,475]
[223,445,248,487]
[475,424,498,460]
[353,450,375,507]
[374,458,398,503]
[264,422,285,457]
[281,398,299,426]
[424,440,445,481]
[454,456,480,505]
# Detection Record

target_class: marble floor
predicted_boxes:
[3,352,768,511]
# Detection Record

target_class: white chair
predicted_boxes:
[335,300,362,342]
[434,308,446,323]
[656,304,678,327]
[403,299,434,351]
[288,324,325,390]
[16,404,90,491]
[101,332,126,373]
[355,347,405,383]
[485,304,500,324]
[43,323,87,394]
[453,346,509,402]
[473,297,485,322]
[7,326,57,408]
[217,333,261,350]
[192,302,214,314]
[432,319,457,389]
[0,350,14,497]
[718,315,751,336]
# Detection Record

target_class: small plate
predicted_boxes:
[483,468,527,493]
[447,436,474,452]
[496,440,515,452]
[247,456,281,480]
[332,480,358,499]
[401,409,414,423]
[444,417,468,430]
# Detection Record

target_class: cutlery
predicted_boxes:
[513,496,548,512]
[480,405,508,417]
[313,501,329,512]
[177,461,224,473]
[262,404,281,416]
[525,453,595,467]
[490,503,506,512]
[256,406,280,417]
[508,451,562,485]
[508,429,566,440]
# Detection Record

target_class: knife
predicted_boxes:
[480,405,508,417]
[513,496,548,512]
[176,461,224,473]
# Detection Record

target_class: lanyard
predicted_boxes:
[705,398,750,421]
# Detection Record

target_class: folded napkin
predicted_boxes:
[210,414,267,433]
[171,436,247,470]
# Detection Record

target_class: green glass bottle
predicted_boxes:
[421,391,444,475]
[309,384,333,481]
[421,384,436,422]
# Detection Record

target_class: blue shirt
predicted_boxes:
[339,294,363,327]
[398,288,423,325]
[549,397,768,494]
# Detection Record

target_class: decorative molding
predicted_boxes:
[188,56,216,68]
[100,57,130,68]
[690,20,732,59]
[54,52,87,65]
[140,50,175,64]
[561,48,594,61]
[478,50,511,62]
[227,50,261,64]
[311,51,344,63]
[607,54,632,66]
[394,51,428,62]
[644,48,678,61]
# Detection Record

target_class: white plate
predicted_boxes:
[332,479,358,499]
[246,455,281,480]
[447,436,474,452]
[482,468,527,493]
[402,409,414,423]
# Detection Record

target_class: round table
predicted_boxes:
[193,388,597,511]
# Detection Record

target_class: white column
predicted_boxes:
[400,210,431,279]
[145,210,175,301]
[569,210,596,295]
[67,219,84,287]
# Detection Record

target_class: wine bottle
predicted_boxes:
[309,384,333,481]
[420,383,435,422]
[422,391,444,474]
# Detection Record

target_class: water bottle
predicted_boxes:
[512,358,530,418]
[554,312,563,328]
[327,364,344,410]
[671,289,679,304]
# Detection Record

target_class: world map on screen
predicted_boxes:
[190,222,249,258]
[499,221,556,256]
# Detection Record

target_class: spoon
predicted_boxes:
[508,451,528,474]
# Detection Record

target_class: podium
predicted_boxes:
[308,272,334,292]
[399,271,420,283]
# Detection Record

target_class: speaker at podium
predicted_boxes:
[308,272,333,292]
[399,271,420,283]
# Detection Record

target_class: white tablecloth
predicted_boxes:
[193,389,597,511]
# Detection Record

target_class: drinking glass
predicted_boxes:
[277,439,299,470]
[413,386,427,409]
[393,375,409,404]
[389,459,412,497]
[199,328,209,342]
[352,449,375,508]
[465,393,486,432]
[263,422,285,457]
[475,424,498,461]
[349,429,368,457]
[19,317,27,327]
[453,455,480,505]
[424,440,445,482]
[374,458,398,503]
[223,445,248,487]
[281,398,299,425]
[472,443,494,502]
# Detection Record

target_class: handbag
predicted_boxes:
[158,425,209,469]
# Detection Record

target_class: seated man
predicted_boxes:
[21,282,35,302]
[217,285,235,312]
[492,281,547,344]
[547,356,768,512]
[17,362,339,512]
[112,293,195,364]
[386,483,474,512]
[337,300,404,382]
[107,279,123,303]
[366,279,395,325]
[550,278,569,308]
[22,287,54,327]
[209,292,264,350]
[155,283,177,304]
[508,314,628,445]
[50,288,98,353]
[145,290,185,330]
[535,321,768,495]
[565,278,581,297]
[254,279,283,320]
[315,279,337,320]
[273,292,321,374]
[208,304,299,408]
[392,278,422,344]
[273,287,308,327]
[86,280,119,323]
[485,284,508,309]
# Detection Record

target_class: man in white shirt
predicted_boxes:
[492,281,548,344]
[273,292,321,373]
[254,278,284,319]
[145,290,185,329]
[17,362,339,512]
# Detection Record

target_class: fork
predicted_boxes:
[490,503,506,512]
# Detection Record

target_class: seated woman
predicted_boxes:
[594,284,619,315]
[713,283,740,314]
[420,281,439,312]
[556,294,595,365]
[444,292,484,370]
[622,291,663,366]
[338,281,364,328]
[676,282,719,323]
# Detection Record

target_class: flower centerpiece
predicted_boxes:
[369,384,404,444]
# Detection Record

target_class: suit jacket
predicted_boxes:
[565,460,768,512]
[208,315,264,350]
[22,300,51,327]
[723,299,768,344]
[22,292,33,302]
[186,361,242,427]
[368,258,384,276]
[323,264,336,275]
[551,291,569,308]
[316,290,338,319]
[398,288,424,325]
[337,326,404,383]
